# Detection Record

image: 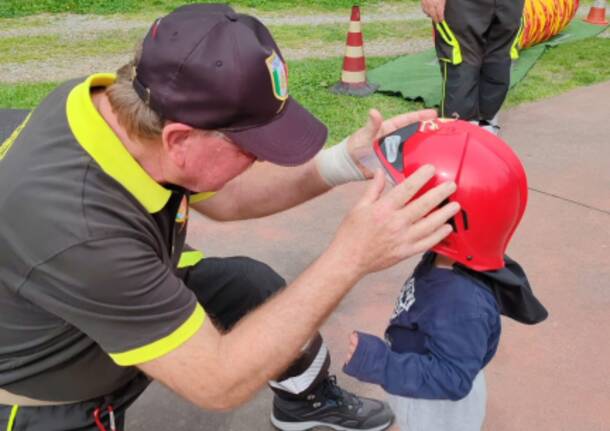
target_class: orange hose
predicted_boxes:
[520,0,580,48]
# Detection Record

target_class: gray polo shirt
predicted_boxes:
[0,74,208,401]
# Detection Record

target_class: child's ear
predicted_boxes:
[162,122,194,167]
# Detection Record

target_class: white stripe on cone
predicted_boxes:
[345,45,365,57]
[349,20,361,33]
[341,70,367,83]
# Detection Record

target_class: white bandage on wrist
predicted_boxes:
[314,138,366,187]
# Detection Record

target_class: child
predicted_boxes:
[343,119,548,431]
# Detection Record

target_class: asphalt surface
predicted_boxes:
[1,80,608,431]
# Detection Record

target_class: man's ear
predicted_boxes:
[162,122,194,167]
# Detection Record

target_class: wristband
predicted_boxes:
[314,138,366,187]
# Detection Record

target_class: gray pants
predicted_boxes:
[388,370,486,431]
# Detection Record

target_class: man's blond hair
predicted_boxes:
[106,45,164,141]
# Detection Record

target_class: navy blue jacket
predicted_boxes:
[343,253,501,401]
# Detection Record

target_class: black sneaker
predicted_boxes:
[270,375,394,431]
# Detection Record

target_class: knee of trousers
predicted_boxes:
[478,61,511,119]
[236,256,287,304]
[480,61,511,86]
[442,62,481,120]
[183,256,287,330]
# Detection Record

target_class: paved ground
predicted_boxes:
[130,81,610,431]
[1,81,609,430]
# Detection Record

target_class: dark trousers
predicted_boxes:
[180,257,330,399]
[1,256,329,430]
[434,0,525,120]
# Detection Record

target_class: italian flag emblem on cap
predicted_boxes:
[266,51,288,102]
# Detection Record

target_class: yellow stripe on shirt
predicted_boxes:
[109,305,205,366]
[178,251,205,269]
[0,113,31,161]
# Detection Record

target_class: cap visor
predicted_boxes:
[224,98,328,167]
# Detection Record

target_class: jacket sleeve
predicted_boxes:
[343,317,491,400]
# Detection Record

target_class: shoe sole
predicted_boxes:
[270,415,392,431]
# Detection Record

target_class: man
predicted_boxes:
[0,4,459,431]
[422,0,525,134]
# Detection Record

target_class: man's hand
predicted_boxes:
[329,165,459,278]
[346,332,359,364]
[421,0,446,23]
[347,109,437,178]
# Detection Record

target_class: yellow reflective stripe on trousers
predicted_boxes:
[511,17,525,60]
[7,405,19,431]
[436,21,463,65]
[0,113,31,161]
[178,250,205,269]
[441,61,448,117]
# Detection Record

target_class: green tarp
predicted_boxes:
[368,20,608,107]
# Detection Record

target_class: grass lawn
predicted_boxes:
[0,20,430,66]
[2,37,609,143]
[0,82,59,110]
[0,0,418,17]
[505,37,610,107]
[0,0,596,17]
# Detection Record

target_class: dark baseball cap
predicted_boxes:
[132,3,328,166]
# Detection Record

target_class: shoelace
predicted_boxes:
[323,375,363,410]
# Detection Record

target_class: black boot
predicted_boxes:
[271,375,394,431]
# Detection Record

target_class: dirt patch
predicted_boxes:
[0,14,149,38]
[0,53,131,84]
[0,37,433,84]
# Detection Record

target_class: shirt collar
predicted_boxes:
[66,73,171,213]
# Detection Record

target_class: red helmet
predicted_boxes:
[373,119,528,271]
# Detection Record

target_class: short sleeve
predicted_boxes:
[19,236,205,366]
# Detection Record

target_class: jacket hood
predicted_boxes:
[453,255,549,325]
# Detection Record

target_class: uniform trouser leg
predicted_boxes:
[479,0,525,121]
[439,62,481,120]
[179,256,331,399]
[434,0,523,121]
[0,374,150,431]
[434,0,493,120]
[478,60,512,121]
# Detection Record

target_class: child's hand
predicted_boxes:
[345,332,359,364]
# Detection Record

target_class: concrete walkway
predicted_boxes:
[1,81,608,431]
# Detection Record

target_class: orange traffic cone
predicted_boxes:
[584,0,608,25]
[330,5,378,96]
